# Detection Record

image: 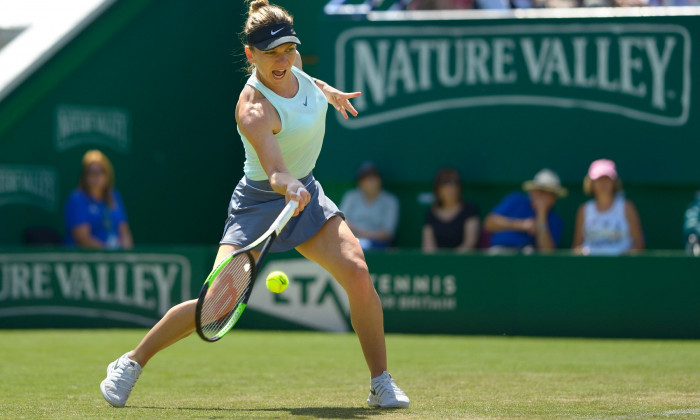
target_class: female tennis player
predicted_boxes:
[100,0,409,409]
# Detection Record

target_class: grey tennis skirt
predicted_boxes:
[220,172,344,253]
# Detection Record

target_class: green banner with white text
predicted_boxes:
[4,248,697,339]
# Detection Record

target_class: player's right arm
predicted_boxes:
[236,87,310,214]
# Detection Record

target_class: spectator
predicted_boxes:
[406,0,475,9]
[340,162,399,250]
[682,191,700,256]
[422,167,480,253]
[484,168,566,252]
[64,150,133,250]
[572,159,644,255]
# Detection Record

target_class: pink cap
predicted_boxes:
[588,159,618,180]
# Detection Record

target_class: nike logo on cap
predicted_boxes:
[271,28,284,35]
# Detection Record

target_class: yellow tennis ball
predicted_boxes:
[265,270,289,294]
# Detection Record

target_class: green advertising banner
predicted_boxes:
[0,248,213,328]
[312,10,700,249]
[1,248,698,338]
[317,11,700,185]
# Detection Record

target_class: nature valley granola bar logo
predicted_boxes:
[0,253,191,327]
[55,105,131,152]
[0,165,57,211]
[334,24,690,129]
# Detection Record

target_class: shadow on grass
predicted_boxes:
[132,405,393,419]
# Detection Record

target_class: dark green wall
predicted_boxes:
[0,0,249,245]
[0,3,697,250]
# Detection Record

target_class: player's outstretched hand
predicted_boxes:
[327,89,361,120]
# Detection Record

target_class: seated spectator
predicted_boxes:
[64,150,133,250]
[340,162,399,250]
[572,159,644,255]
[407,0,475,9]
[683,191,700,256]
[484,169,566,252]
[422,167,480,253]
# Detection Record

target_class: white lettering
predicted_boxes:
[132,265,155,310]
[353,40,389,110]
[114,263,133,305]
[11,264,31,299]
[596,37,619,92]
[492,38,517,83]
[466,39,490,84]
[387,40,417,98]
[152,264,179,315]
[394,275,411,294]
[436,39,463,87]
[410,40,433,91]
[0,264,9,300]
[32,263,52,298]
[413,275,430,294]
[542,38,571,86]
[96,263,114,303]
[573,37,596,88]
[521,38,550,84]
[646,36,676,110]
[619,37,646,98]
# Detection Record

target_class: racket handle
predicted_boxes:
[271,187,307,235]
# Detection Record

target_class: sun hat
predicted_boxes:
[587,159,618,180]
[522,169,568,197]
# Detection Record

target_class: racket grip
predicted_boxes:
[271,187,307,235]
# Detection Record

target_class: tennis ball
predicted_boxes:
[265,270,289,294]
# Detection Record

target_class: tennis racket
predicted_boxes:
[195,188,304,342]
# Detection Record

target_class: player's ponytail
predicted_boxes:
[247,0,269,13]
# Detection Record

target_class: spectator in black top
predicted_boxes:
[422,167,480,253]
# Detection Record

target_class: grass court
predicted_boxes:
[1,330,699,419]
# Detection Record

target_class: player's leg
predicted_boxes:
[101,244,254,407]
[128,244,246,367]
[296,216,385,375]
[295,216,409,408]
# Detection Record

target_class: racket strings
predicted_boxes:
[199,253,254,339]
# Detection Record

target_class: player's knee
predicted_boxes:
[344,259,374,300]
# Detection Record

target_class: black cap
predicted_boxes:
[246,22,300,51]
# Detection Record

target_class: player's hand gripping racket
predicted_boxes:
[195,188,305,342]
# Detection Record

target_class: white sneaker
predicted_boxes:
[100,353,142,407]
[367,371,410,408]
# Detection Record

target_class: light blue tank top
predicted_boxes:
[582,194,632,255]
[238,66,327,181]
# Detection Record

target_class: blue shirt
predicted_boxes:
[64,189,128,248]
[489,192,563,248]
